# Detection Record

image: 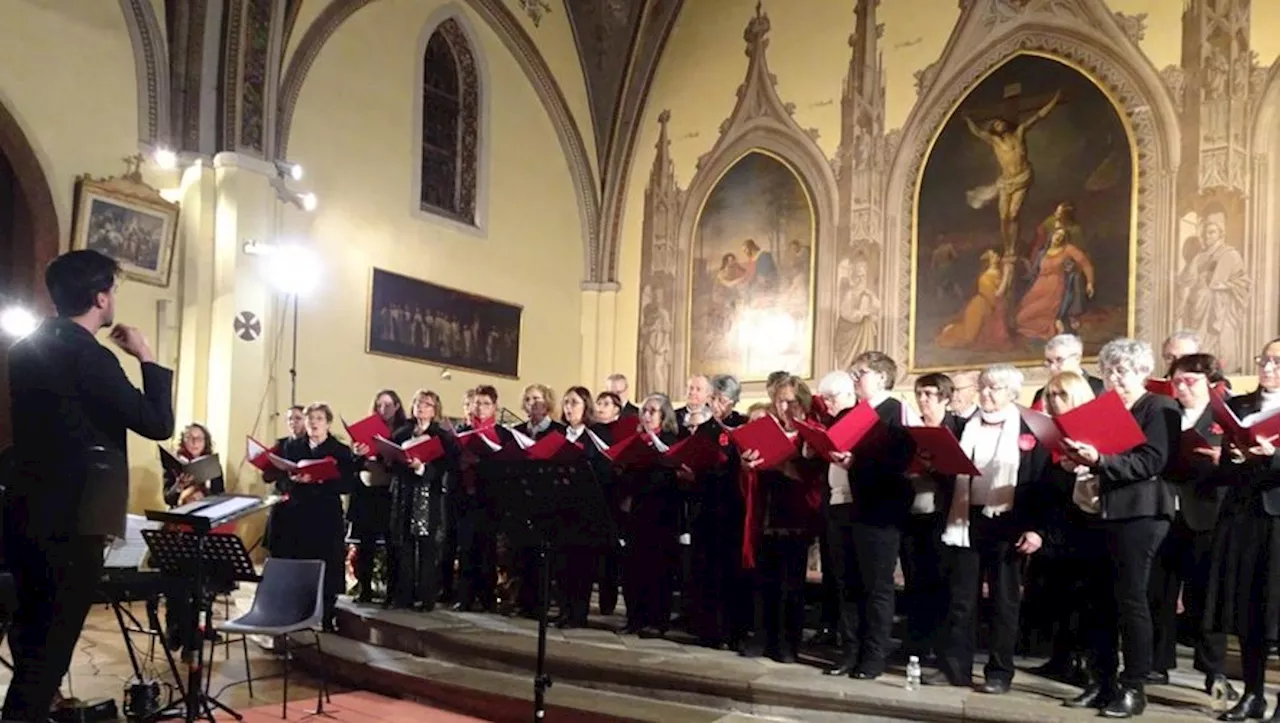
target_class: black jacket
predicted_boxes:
[6,318,174,538]
[848,397,917,525]
[1095,392,1178,521]
[1218,391,1280,517]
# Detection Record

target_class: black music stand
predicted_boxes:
[481,456,613,722]
[142,529,258,723]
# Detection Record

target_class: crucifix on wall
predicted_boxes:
[961,82,1065,257]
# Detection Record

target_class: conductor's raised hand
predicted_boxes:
[109,324,155,363]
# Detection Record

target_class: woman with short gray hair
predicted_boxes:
[1060,337,1177,717]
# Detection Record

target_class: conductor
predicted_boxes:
[2,250,175,721]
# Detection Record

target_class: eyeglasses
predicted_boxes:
[1171,374,1205,388]
[1044,353,1079,368]
[1256,356,1280,369]
[1045,389,1069,400]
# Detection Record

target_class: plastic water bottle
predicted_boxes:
[905,656,921,690]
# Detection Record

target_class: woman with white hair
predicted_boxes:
[1060,338,1178,718]
[924,364,1048,694]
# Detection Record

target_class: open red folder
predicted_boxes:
[793,402,880,462]
[603,430,664,469]
[663,432,725,474]
[600,415,641,443]
[265,453,340,482]
[526,431,586,462]
[1145,378,1175,397]
[1175,427,1214,469]
[729,415,799,471]
[906,426,981,476]
[455,428,502,457]
[1209,391,1280,448]
[1022,390,1147,455]
[246,436,279,472]
[372,434,444,465]
[343,414,392,455]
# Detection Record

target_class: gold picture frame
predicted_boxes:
[70,164,180,288]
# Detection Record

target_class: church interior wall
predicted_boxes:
[619,0,1280,402]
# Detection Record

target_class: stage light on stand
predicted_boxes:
[265,244,321,297]
[274,160,304,181]
[298,192,318,212]
[1,305,38,340]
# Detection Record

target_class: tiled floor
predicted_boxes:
[234,690,484,722]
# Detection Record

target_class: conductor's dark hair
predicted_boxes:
[45,250,120,317]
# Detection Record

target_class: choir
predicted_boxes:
[202,331,1280,721]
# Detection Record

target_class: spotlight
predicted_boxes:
[274,160,304,181]
[264,245,321,297]
[298,192,318,212]
[153,148,177,170]
[0,306,38,340]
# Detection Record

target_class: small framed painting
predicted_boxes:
[71,172,180,287]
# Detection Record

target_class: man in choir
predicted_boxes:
[949,371,980,420]
[926,364,1048,694]
[825,352,915,680]
[604,373,639,416]
[1033,334,1104,407]
[1160,330,1200,372]
[3,250,175,721]
[675,374,711,427]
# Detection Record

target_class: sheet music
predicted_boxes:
[104,514,161,569]
[190,495,260,520]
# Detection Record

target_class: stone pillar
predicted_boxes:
[580,284,621,389]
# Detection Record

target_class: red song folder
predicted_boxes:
[1145,378,1175,397]
[455,428,502,457]
[793,402,880,462]
[1209,390,1280,448]
[526,431,586,462]
[729,415,799,471]
[372,434,444,465]
[265,453,340,482]
[246,436,279,472]
[343,414,392,454]
[1175,427,1214,469]
[906,426,981,477]
[604,430,664,469]
[605,415,642,443]
[663,432,725,474]
[1026,390,1147,456]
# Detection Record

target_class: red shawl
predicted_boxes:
[739,462,825,569]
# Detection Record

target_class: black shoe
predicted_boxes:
[451,601,471,612]
[621,623,644,635]
[1028,658,1072,678]
[1207,674,1242,704]
[809,627,838,647]
[1144,670,1170,685]
[1065,683,1111,709]
[852,669,880,680]
[1268,693,1280,723]
[739,639,766,659]
[637,627,666,639]
[1100,686,1146,719]
[923,670,970,687]
[979,678,1011,695]
[774,647,797,665]
[824,656,857,677]
[1218,691,1266,721]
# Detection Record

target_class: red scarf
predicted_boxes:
[739,463,824,569]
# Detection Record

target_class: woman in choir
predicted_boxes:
[925,364,1048,693]
[263,406,306,546]
[161,423,225,656]
[553,386,613,628]
[1148,353,1237,702]
[595,392,622,426]
[816,369,861,674]
[274,402,361,630]
[1061,338,1177,718]
[589,392,624,617]
[387,390,457,611]
[901,373,962,663]
[620,394,680,637]
[509,384,563,616]
[811,372,857,652]
[825,352,915,680]
[348,390,406,603]
[452,385,508,612]
[1204,338,1280,721]
[1026,371,1096,686]
[740,375,824,663]
[685,374,748,649]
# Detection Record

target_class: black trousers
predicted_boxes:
[353,540,378,597]
[1085,516,1168,688]
[1149,516,1225,675]
[391,536,440,609]
[454,494,495,611]
[900,512,945,658]
[439,491,461,601]
[938,511,1022,684]
[2,534,105,722]
[597,541,620,615]
[818,524,839,634]
[556,546,596,624]
[623,520,677,630]
[1033,554,1089,664]
[827,505,899,675]
[748,534,809,657]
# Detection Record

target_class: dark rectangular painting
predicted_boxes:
[912,52,1135,372]
[367,268,522,378]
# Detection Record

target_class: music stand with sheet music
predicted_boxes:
[143,495,275,723]
[479,456,614,722]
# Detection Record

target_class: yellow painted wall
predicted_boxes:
[282,0,586,426]
[612,0,1280,397]
[0,0,182,510]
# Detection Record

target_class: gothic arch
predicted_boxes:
[1249,63,1280,346]
[883,16,1180,382]
[0,97,61,305]
[412,5,489,234]
[276,0,600,282]
[116,0,170,148]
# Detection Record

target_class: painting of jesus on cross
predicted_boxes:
[910,52,1136,373]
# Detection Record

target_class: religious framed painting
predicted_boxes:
[366,267,522,378]
[688,150,816,382]
[70,170,180,288]
[909,51,1137,372]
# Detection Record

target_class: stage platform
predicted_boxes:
[296,599,1243,723]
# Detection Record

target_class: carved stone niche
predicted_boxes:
[880,0,1181,388]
